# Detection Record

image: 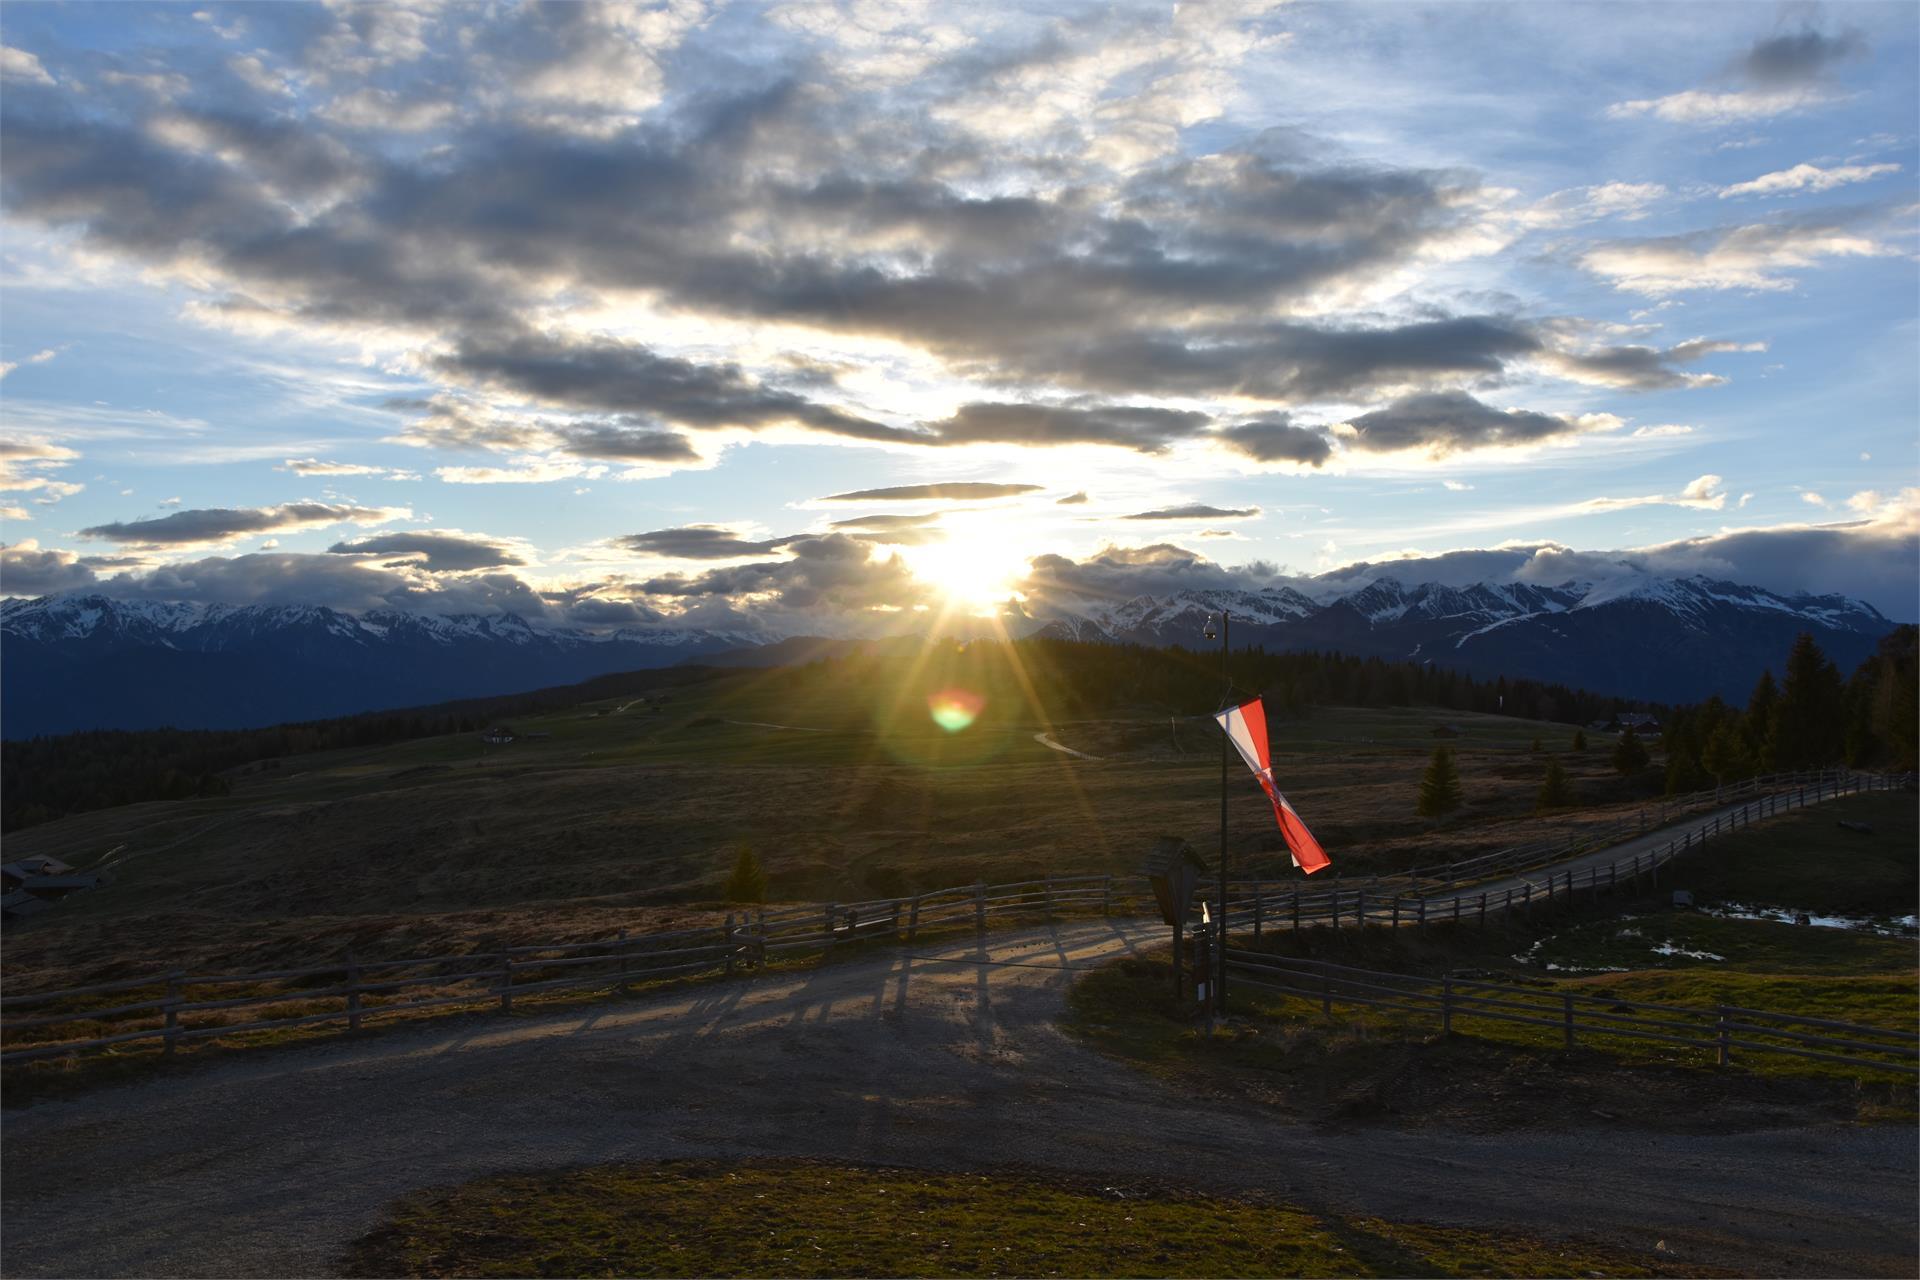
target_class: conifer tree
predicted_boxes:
[723,844,769,903]
[1612,725,1649,776]
[1701,721,1754,785]
[1771,633,1846,768]
[1417,745,1463,816]
[1745,669,1779,767]
[1536,757,1575,810]
[1571,728,1587,752]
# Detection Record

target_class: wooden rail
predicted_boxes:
[1221,950,1919,1077]
[2,769,1901,1066]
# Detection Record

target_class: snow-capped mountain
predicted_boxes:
[0,572,1897,738]
[0,595,778,739]
[1031,573,1894,704]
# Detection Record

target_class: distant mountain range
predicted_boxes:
[0,595,776,739]
[1028,573,1893,704]
[0,573,1896,738]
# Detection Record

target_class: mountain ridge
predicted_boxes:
[0,573,1894,737]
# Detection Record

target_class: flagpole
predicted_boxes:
[1216,611,1229,1016]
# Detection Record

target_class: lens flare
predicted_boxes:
[927,687,984,733]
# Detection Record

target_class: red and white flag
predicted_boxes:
[1214,697,1331,875]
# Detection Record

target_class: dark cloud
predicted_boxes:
[819,482,1041,502]
[1122,504,1261,521]
[1740,28,1867,87]
[1344,392,1592,456]
[98,552,413,612]
[1,544,98,596]
[921,402,1209,453]
[613,526,803,559]
[826,512,941,530]
[1055,491,1089,505]
[554,422,702,462]
[435,330,916,444]
[79,502,404,547]
[638,533,927,613]
[1021,543,1254,609]
[1545,337,1757,390]
[327,531,526,572]
[1215,415,1334,466]
[1009,315,1539,401]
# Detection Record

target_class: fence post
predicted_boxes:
[617,929,631,991]
[1453,895,1461,924]
[1609,861,1617,895]
[1441,977,1453,1035]
[825,904,839,949]
[1523,881,1532,918]
[1478,892,1487,926]
[1715,1006,1731,1067]
[164,969,183,1057]
[1391,895,1400,929]
[1356,889,1366,930]
[1044,875,1055,917]
[1102,875,1113,917]
[1417,895,1427,932]
[499,952,513,1015]
[724,915,736,977]
[907,894,923,941]
[1254,885,1265,940]
[345,950,362,1033]
[974,884,986,933]
[1563,993,1575,1050]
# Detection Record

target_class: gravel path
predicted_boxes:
[4,916,1913,1279]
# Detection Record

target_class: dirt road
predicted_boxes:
[4,917,1913,1279]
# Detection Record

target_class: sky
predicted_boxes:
[1,0,1915,634]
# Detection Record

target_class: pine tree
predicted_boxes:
[1571,729,1587,752]
[1417,745,1463,817]
[1536,757,1575,810]
[1746,669,1779,768]
[1771,633,1846,768]
[1701,722,1753,785]
[723,844,769,903]
[1529,737,1542,753]
[1612,726,1649,776]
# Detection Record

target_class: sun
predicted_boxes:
[901,518,1032,615]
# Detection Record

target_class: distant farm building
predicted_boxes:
[2,856,103,920]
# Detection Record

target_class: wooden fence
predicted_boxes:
[1222,951,1919,1077]
[2,769,1901,1066]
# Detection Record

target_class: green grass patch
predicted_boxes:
[340,1159,1722,1278]
[1667,791,1917,917]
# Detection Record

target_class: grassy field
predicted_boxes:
[1065,793,1918,1127]
[340,1159,1722,1279]
[2,645,1663,988]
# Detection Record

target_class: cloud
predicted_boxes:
[1720,162,1901,198]
[1578,473,1727,513]
[1056,491,1089,505]
[637,533,929,616]
[327,530,529,572]
[0,347,60,380]
[1740,28,1867,87]
[1442,480,1474,491]
[1608,26,1866,126]
[919,401,1209,453]
[819,482,1042,502]
[612,526,804,560]
[435,330,911,445]
[1122,504,1261,521]
[1,541,97,595]
[1630,424,1695,439]
[1342,392,1613,457]
[0,436,82,502]
[1021,542,1255,610]
[1607,89,1823,127]
[279,457,419,479]
[78,502,408,548]
[1578,218,1895,294]
[0,45,54,86]
[434,458,607,485]
[1540,336,1765,390]
[1214,415,1335,466]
